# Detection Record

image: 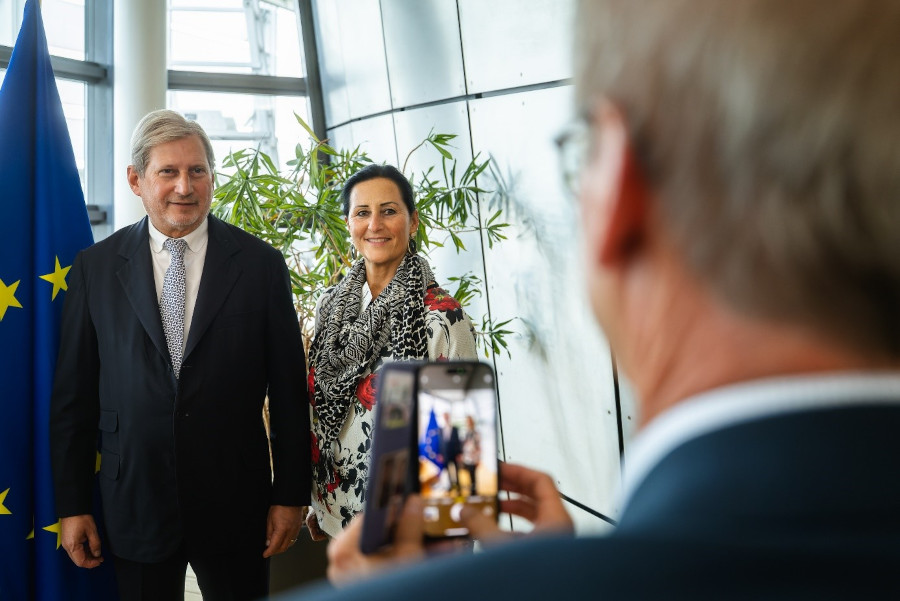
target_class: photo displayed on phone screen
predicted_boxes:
[417,362,498,538]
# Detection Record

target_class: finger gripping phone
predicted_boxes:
[360,361,499,553]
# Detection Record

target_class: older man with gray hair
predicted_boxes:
[282,0,900,598]
[51,109,311,601]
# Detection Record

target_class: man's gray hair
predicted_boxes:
[130,109,216,177]
[576,0,900,357]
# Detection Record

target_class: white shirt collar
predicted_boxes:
[147,216,209,254]
[620,371,900,509]
[360,281,373,313]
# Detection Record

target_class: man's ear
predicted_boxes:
[126,165,142,197]
[582,101,650,268]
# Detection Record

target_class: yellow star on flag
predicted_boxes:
[0,279,23,320]
[39,256,72,301]
[43,520,62,549]
[0,488,11,515]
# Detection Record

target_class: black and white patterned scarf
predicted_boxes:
[309,254,434,476]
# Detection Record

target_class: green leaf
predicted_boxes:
[428,138,453,160]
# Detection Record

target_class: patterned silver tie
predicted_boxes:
[160,237,188,379]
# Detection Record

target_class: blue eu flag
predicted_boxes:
[419,408,445,472]
[0,1,117,598]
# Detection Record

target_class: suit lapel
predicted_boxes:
[116,217,170,363]
[184,216,242,359]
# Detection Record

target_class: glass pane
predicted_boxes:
[171,0,242,9]
[57,78,87,197]
[170,10,252,72]
[274,6,303,77]
[167,89,312,175]
[42,0,85,59]
[0,0,25,47]
[0,0,84,59]
[169,1,303,77]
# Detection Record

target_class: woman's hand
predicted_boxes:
[306,507,328,542]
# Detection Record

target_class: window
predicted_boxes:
[168,90,309,175]
[0,0,109,217]
[57,78,87,193]
[167,0,312,172]
[41,0,85,59]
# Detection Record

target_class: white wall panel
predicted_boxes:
[392,101,474,171]
[312,0,351,128]
[342,0,392,119]
[458,0,575,93]
[392,102,488,326]
[326,116,397,167]
[508,497,616,536]
[470,86,624,520]
[350,114,399,166]
[381,0,467,108]
[565,503,617,536]
[315,0,392,124]
[326,123,354,155]
[617,372,639,457]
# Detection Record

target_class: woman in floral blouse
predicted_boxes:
[306,164,477,538]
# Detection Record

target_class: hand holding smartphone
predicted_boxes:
[359,361,499,554]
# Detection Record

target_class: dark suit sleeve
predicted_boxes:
[265,252,312,506]
[49,251,101,517]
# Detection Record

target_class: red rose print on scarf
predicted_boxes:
[356,373,377,411]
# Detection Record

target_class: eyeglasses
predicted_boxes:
[553,115,592,197]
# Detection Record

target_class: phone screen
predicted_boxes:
[416,362,498,538]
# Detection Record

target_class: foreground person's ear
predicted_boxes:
[581,99,651,269]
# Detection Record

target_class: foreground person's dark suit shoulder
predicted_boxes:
[51,214,311,562]
[284,404,900,600]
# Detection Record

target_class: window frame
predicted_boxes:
[166,0,325,140]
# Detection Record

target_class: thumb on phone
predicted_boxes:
[391,495,426,559]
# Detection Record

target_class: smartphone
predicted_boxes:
[359,362,419,555]
[359,361,499,553]
[416,361,499,540]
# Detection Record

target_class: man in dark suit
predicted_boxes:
[438,412,461,495]
[277,1,900,598]
[50,109,311,601]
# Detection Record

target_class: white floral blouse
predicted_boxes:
[308,283,478,537]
